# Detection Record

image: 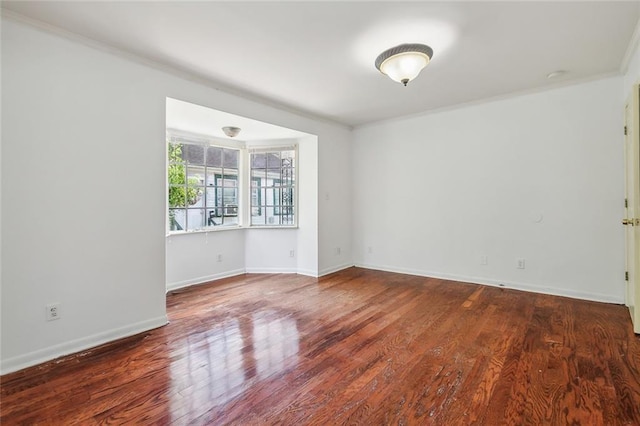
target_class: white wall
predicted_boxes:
[1,17,352,374]
[318,128,353,275]
[245,229,298,273]
[1,18,168,373]
[296,135,319,276]
[166,230,246,291]
[352,76,625,303]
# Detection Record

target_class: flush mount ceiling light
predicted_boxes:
[375,43,433,86]
[546,70,567,79]
[222,126,241,138]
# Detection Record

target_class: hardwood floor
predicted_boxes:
[1,267,639,425]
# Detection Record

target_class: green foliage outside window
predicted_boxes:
[168,142,202,230]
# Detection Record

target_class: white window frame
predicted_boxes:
[167,130,245,233]
[167,130,298,233]
[247,145,298,228]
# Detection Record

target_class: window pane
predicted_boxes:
[282,187,296,206]
[188,186,204,208]
[282,168,295,186]
[187,209,205,230]
[251,153,266,168]
[206,146,223,167]
[266,206,279,225]
[279,205,295,217]
[266,152,281,168]
[281,150,295,163]
[169,209,186,231]
[168,143,185,164]
[282,187,294,206]
[223,215,239,226]
[222,187,238,202]
[281,213,295,226]
[206,168,222,186]
[206,209,221,226]
[168,164,185,184]
[208,207,223,218]
[168,185,186,208]
[251,169,266,181]
[221,170,238,186]
[222,187,238,216]
[205,187,217,208]
[251,186,264,216]
[187,165,205,186]
[251,211,266,226]
[264,187,276,205]
[267,169,281,181]
[272,187,281,206]
[258,188,267,206]
[185,144,205,165]
[184,185,203,207]
[224,204,238,217]
[223,149,239,169]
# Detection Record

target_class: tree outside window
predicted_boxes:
[168,142,202,230]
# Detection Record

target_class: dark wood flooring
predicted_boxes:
[1,267,639,425]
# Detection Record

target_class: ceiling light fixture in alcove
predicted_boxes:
[222,126,241,138]
[375,43,434,86]
[546,70,567,80]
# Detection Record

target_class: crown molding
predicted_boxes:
[355,71,621,130]
[1,9,352,131]
[620,16,640,74]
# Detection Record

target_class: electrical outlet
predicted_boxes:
[217,254,223,262]
[367,246,373,254]
[517,258,526,269]
[480,255,488,266]
[336,247,341,255]
[289,250,295,258]
[46,303,61,321]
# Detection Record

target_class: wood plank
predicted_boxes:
[1,268,639,425]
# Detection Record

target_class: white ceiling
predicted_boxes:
[3,1,639,127]
[166,97,309,141]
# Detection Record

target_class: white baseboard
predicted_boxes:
[355,262,624,305]
[318,263,354,277]
[166,269,246,292]
[0,315,168,375]
[297,268,319,277]
[167,267,315,289]
[244,267,299,274]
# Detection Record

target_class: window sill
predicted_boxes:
[166,225,243,237]
[166,224,298,237]
[248,225,298,230]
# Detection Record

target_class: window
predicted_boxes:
[168,136,240,231]
[168,134,297,232]
[250,148,296,226]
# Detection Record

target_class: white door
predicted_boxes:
[624,84,640,334]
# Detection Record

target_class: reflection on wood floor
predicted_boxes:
[1,267,640,424]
